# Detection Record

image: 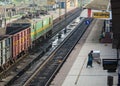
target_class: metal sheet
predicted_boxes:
[6,37,11,60]
[2,39,6,65]
[0,42,1,66]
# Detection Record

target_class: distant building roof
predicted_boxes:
[84,0,109,11]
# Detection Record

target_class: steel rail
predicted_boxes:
[23,18,93,86]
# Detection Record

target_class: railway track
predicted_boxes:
[6,18,93,86]
[52,8,81,36]
[26,18,93,86]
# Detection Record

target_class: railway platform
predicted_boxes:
[50,19,118,86]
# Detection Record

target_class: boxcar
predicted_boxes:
[0,36,12,68]
[8,15,53,49]
[6,24,31,61]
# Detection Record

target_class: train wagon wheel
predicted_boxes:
[0,66,4,72]
[4,62,9,70]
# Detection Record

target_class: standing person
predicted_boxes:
[86,50,93,68]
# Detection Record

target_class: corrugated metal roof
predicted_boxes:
[12,18,32,23]
[84,0,109,11]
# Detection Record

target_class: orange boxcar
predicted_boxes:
[6,24,31,60]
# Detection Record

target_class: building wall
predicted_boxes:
[38,0,47,6]
[74,0,78,7]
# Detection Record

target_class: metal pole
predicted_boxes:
[4,0,7,29]
[64,0,67,34]
[117,48,120,86]
[58,2,61,39]
[81,0,83,9]
[117,39,120,86]
[59,2,61,20]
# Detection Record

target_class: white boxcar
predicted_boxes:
[5,37,11,61]
[0,36,12,67]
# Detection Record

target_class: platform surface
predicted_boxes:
[50,19,118,86]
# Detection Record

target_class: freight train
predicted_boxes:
[0,7,79,71]
[0,15,53,70]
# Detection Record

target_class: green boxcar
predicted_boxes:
[43,17,53,33]
[31,20,43,41]
[31,16,53,42]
